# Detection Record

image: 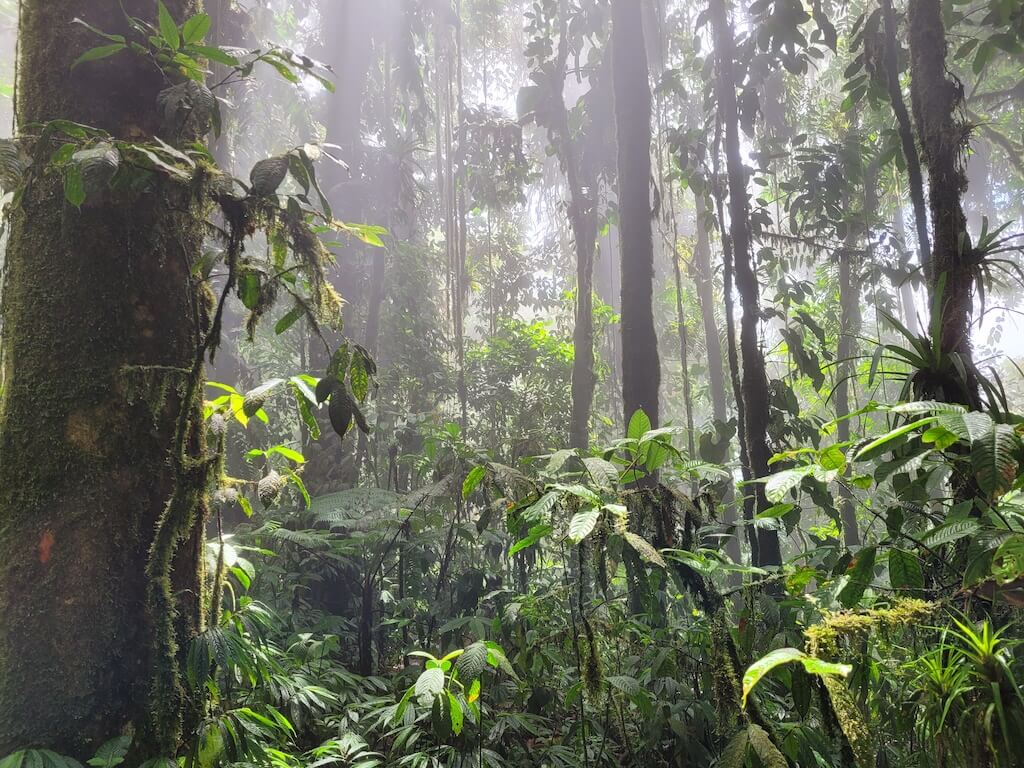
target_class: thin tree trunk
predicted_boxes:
[551,0,598,452]
[907,0,980,408]
[0,0,206,755]
[712,148,759,566]
[709,0,780,566]
[672,253,697,465]
[693,192,728,425]
[836,196,861,547]
[692,191,740,563]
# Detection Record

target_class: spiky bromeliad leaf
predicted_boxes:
[971,423,1018,497]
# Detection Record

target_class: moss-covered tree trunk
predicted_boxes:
[0,0,207,757]
[907,0,981,408]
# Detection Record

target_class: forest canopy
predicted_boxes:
[0,0,1023,766]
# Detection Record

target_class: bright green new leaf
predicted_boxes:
[742,648,850,706]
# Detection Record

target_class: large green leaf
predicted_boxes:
[922,518,981,549]
[854,418,937,462]
[889,548,924,591]
[583,456,619,490]
[971,423,1018,496]
[626,409,652,440]
[567,507,600,543]
[157,0,181,49]
[741,648,851,706]
[838,546,877,607]
[455,642,487,683]
[510,523,553,555]
[415,667,445,705]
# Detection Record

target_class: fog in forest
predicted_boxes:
[0,0,1023,766]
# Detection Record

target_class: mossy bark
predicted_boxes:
[907,0,980,408]
[0,0,206,757]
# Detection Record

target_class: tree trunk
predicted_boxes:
[611,0,660,616]
[692,193,741,565]
[907,0,980,408]
[611,0,660,433]
[709,0,781,566]
[692,192,728,425]
[0,0,207,756]
[836,192,861,548]
[552,0,599,452]
[880,0,932,279]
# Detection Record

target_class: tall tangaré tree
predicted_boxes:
[0,0,207,755]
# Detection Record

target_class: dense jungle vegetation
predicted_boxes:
[0,0,1024,765]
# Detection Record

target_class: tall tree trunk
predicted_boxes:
[611,0,660,616]
[0,0,207,756]
[880,0,932,279]
[709,0,781,566]
[611,0,660,433]
[692,193,741,564]
[553,1,598,452]
[907,0,980,408]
